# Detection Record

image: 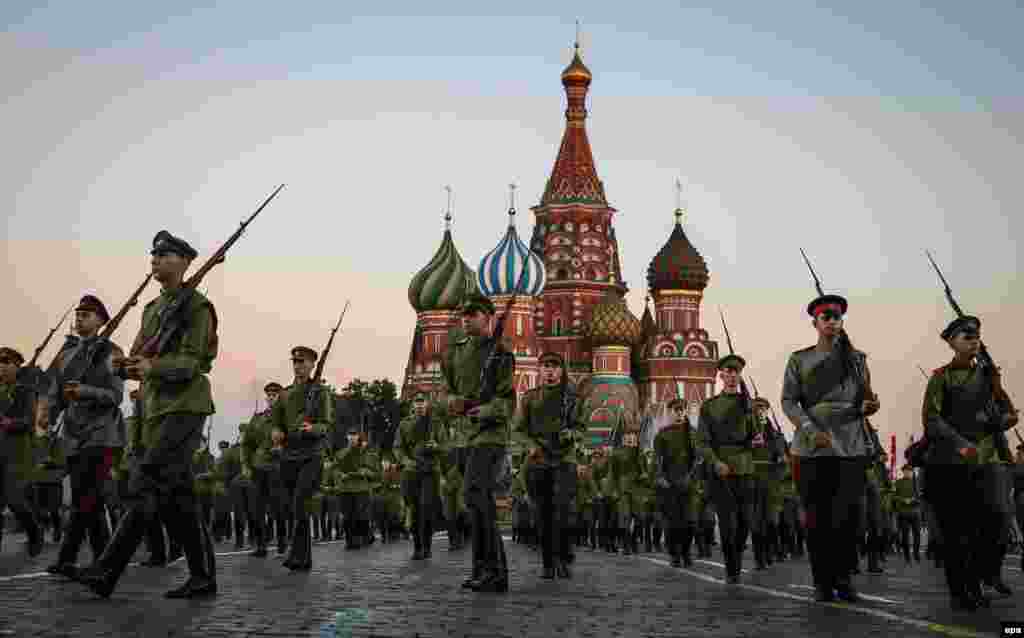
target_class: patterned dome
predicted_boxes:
[647,210,710,293]
[478,209,546,297]
[561,45,592,86]
[586,293,642,348]
[408,227,478,312]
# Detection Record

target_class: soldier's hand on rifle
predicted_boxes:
[122,357,152,381]
[813,431,833,449]
[958,445,977,459]
[449,397,467,416]
[715,462,731,478]
[62,380,82,402]
[862,397,880,417]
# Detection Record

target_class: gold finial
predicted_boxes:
[509,182,517,212]
[444,185,453,230]
[674,178,684,224]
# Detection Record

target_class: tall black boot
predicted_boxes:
[88,509,111,562]
[249,520,267,557]
[48,511,89,576]
[233,518,245,550]
[13,508,43,557]
[78,508,148,598]
[285,518,312,570]
[165,510,217,599]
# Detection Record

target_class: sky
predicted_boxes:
[3,1,1022,457]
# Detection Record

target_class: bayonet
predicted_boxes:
[28,303,75,370]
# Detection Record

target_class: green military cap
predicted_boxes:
[76,294,111,324]
[290,346,318,362]
[0,347,25,366]
[940,315,980,341]
[538,351,565,366]
[807,294,848,318]
[717,354,746,370]
[460,293,496,315]
[667,397,687,409]
[264,381,283,392]
[150,230,198,259]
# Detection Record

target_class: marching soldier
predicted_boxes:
[575,464,597,550]
[514,351,584,579]
[777,448,803,559]
[698,353,757,584]
[270,345,335,570]
[860,429,888,575]
[442,294,515,593]
[41,295,126,579]
[609,430,648,556]
[394,390,443,559]
[923,315,1018,610]
[749,397,785,571]
[78,230,218,599]
[654,397,701,568]
[229,426,257,549]
[335,427,378,549]
[0,347,44,556]
[782,294,879,602]
[892,464,922,563]
[239,383,280,557]
[211,440,238,544]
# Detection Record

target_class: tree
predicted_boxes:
[336,378,400,449]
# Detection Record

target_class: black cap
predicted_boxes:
[538,351,565,366]
[264,381,283,392]
[0,347,25,365]
[290,346,318,362]
[940,315,980,341]
[460,293,496,315]
[717,354,747,370]
[151,230,198,259]
[76,294,110,324]
[807,294,848,317]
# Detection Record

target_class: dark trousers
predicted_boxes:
[339,492,371,540]
[233,470,269,546]
[527,462,576,568]
[281,456,321,565]
[658,484,696,559]
[710,475,754,577]
[797,457,866,589]
[0,460,41,544]
[402,471,438,554]
[97,413,215,588]
[465,445,507,577]
[897,512,921,560]
[57,447,114,566]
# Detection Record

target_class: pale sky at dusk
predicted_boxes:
[3,2,1022,456]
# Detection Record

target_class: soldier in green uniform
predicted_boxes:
[748,397,786,571]
[229,424,257,549]
[575,464,596,550]
[654,397,701,568]
[699,353,758,584]
[191,438,215,550]
[922,315,1018,610]
[239,383,280,556]
[270,345,335,570]
[443,294,515,593]
[334,427,378,549]
[591,446,615,553]
[694,477,715,558]
[777,448,803,559]
[892,464,922,563]
[394,391,443,559]
[375,462,405,544]
[515,351,584,579]
[0,347,44,556]
[43,295,127,577]
[782,294,880,602]
[320,449,341,542]
[269,427,290,554]
[211,440,241,545]
[33,430,66,546]
[78,230,218,599]
[609,430,648,557]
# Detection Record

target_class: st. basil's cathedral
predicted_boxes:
[403,43,720,448]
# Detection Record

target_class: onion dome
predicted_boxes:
[647,206,710,293]
[586,292,642,348]
[478,189,546,297]
[408,213,478,312]
[561,44,592,86]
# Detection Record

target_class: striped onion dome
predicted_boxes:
[477,207,546,296]
[408,224,478,312]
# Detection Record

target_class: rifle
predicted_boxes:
[28,304,75,370]
[749,378,784,436]
[62,274,153,384]
[465,260,532,420]
[925,250,1016,427]
[799,248,878,406]
[130,184,284,360]
[718,307,753,415]
[304,301,350,428]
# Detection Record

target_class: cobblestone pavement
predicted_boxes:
[0,531,1020,638]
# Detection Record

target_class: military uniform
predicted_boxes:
[698,377,756,583]
[333,432,378,548]
[574,466,597,549]
[748,399,786,570]
[891,467,921,562]
[79,230,218,599]
[923,315,1018,609]
[212,442,241,544]
[781,294,875,602]
[440,294,515,592]
[394,394,443,559]
[653,407,702,567]
[777,459,803,558]
[270,346,335,570]
[238,409,275,556]
[609,442,649,556]
[0,347,45,555]
[514,371,584,578]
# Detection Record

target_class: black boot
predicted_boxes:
[681,527,695,568]
[285,518,312,571]
[49,511,89,576]
[89,510,111,562]
[249,522,268,557]
[165,511,217,599]
[13,509,43,557]
[233,518,245,550]
[78,508,148,598]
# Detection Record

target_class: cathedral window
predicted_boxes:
[553,317,564,336]
[516,315,523,336]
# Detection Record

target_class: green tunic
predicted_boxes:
[697,392,756,476]
[923,362,1010,466]
[134,288,217,419]
[269,380,335,459]
[334,445,379,493]
[240,410,273,472]
[0,380,36,477]
[440,334,514,448]
[395,414,443,478]
[513,384,586,465]
[892,476,920,514]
